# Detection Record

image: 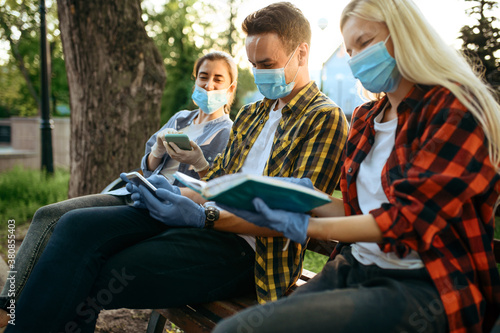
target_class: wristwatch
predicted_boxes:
[204,205,219,229]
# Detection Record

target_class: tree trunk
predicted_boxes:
[57,0,166,197]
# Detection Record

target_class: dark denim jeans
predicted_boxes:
[0,194,127,310]
[6,204,254,333]
[214,246,448,333]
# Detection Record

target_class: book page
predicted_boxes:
[173,172,207,193]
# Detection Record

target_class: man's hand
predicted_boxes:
[119,173,180,209]
[139,186,205,228]
[147,175,181,195]
[219,198,309,244]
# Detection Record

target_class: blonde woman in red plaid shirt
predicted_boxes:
[214,0,500,332]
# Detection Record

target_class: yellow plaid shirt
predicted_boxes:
[204,81,348,303]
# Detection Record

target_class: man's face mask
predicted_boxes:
[252,45,300,100]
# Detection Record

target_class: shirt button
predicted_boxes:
[348,167,353,173]
[245,145,250,149]
[208,157,212,161]
[260,119,264,124]
[368,138,374,145]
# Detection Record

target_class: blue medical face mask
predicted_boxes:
[348,35,402,93]
[252,45,300,100]
[191,83,233,115]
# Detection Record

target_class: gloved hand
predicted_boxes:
[219,198,309,245]
[139,185,205,228]
[273,177,314,189]
[119,173,181,209]
[165,141,209,172]
[120,173,146,208]
[147,174,181,195]
[151,128,180,158]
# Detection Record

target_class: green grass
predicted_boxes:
[0,166,70,254]
[303,250,328,273]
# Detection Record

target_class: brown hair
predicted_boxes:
[192,51,238,114]
[242,2,311,54]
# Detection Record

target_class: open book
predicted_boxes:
[174,171,331,212]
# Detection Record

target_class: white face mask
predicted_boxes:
[191,82,234,114]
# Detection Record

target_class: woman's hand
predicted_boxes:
[151,128,180,158]
[165,141,209,172]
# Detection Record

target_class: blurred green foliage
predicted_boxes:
[0,0,256,124]
[0,0,69,118]
[0,166,69,228]
[0,166,69,254]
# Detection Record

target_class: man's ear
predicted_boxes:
[297,42,309,66]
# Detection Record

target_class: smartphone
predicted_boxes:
[123,172,157,194]
[164,133,192,151]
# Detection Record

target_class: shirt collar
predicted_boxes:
[365,84,433,126]
[261,81,320,115]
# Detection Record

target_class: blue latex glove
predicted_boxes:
[139,185,205,228]
[274,177,314,190]
[219,198,309,245]
[146,174,181,195]
[120,173,181,209]
[120,173,146,208]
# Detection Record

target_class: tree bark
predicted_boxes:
[57,0,166,197]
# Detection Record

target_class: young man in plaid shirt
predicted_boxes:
[7,3,348,332]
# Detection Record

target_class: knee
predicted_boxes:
[32,203,61,226]
[53,209,93,239]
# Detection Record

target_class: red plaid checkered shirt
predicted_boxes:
[332,85,500,332]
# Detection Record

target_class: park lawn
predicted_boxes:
[0,166,70,256]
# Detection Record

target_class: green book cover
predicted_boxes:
[174,171,331,212]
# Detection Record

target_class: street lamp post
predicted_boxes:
[39,0,54,174]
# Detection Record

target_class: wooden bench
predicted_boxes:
[145,236,500,333]
[102,178,500,332]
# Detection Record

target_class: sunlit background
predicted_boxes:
[143,0,474,71]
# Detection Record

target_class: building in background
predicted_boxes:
[320,44,365,119]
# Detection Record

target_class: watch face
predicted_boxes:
[205,206,219,228]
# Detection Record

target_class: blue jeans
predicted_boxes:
[6,205,255,333]
[0,194,127,310]
[213,246,448,333]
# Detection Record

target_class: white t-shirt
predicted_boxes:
[351,110,424,269]
[240,102,283,175]
[234,101,283,250]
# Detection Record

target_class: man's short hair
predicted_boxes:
[242,2,311,54]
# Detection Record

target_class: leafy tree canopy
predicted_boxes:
[0,0,256,121]
[0,0,68,117]
[460,0,500,94]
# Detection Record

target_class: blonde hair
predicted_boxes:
[341,0,500,171]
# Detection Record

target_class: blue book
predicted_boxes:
[173,171,331,212]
